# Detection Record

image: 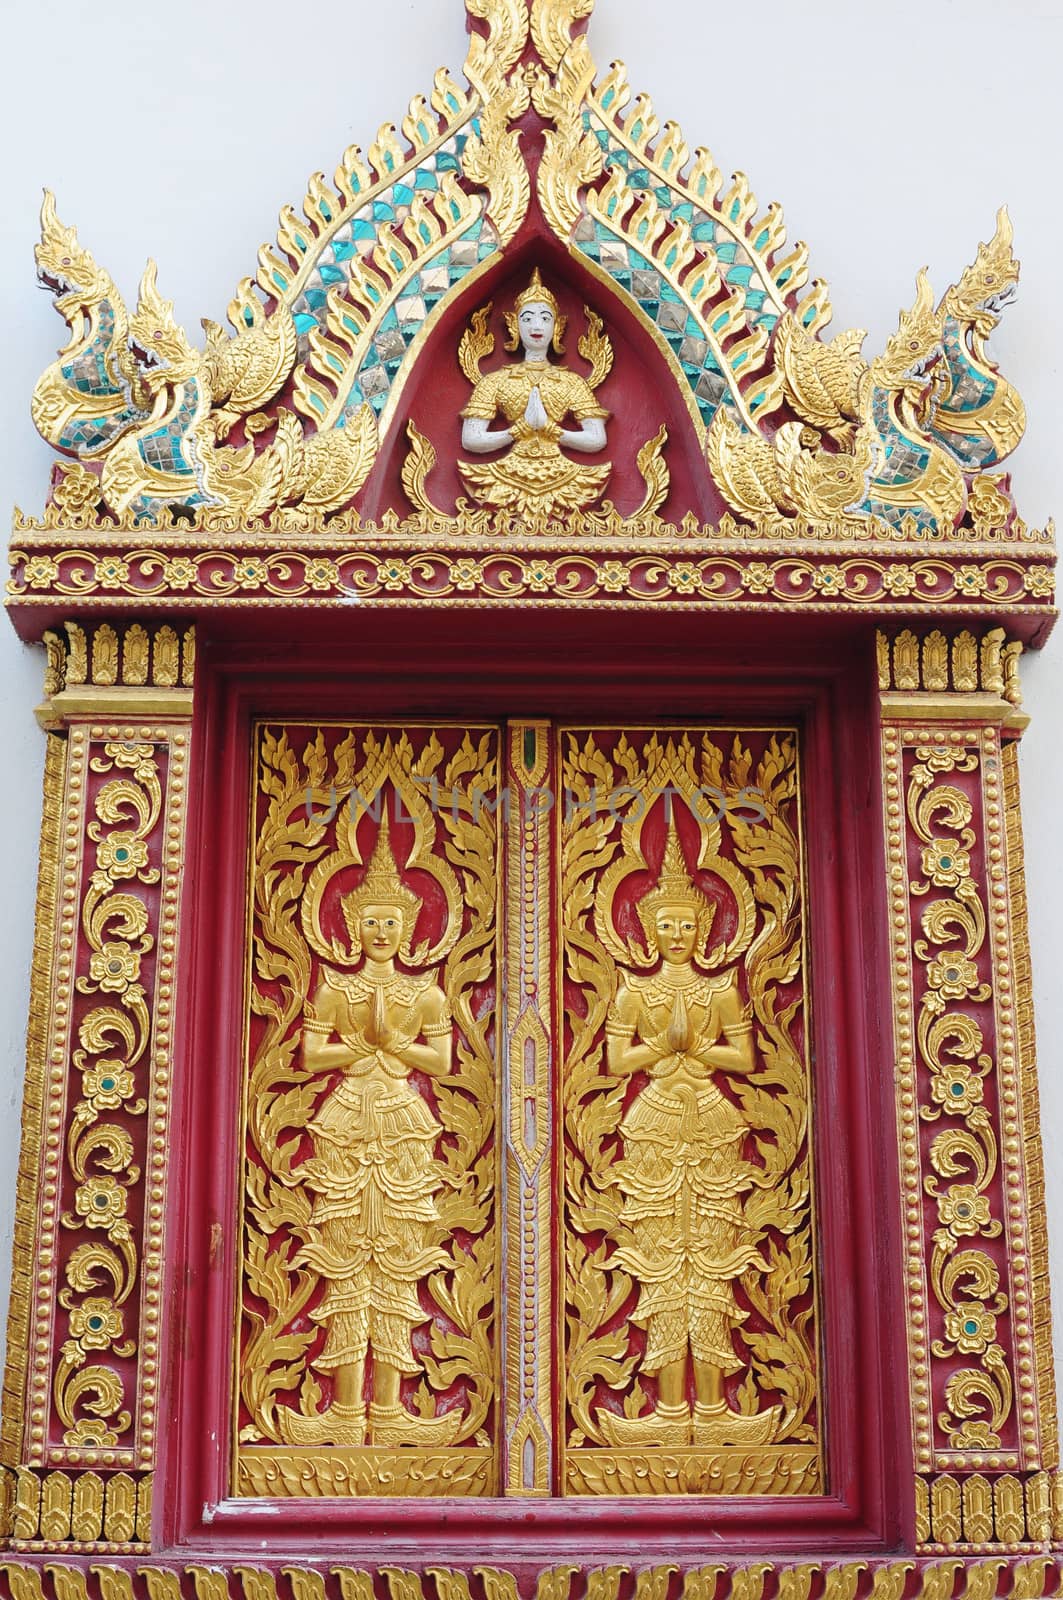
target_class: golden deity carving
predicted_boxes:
[561,730,820,1496]
[458,269,613,518]
[277,813,461,1449]
[597,821,780,1450]
[237,723,500,1496]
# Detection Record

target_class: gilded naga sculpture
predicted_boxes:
[278,813,461,1449]
[598,820,781,1449]
[459,269,612,518]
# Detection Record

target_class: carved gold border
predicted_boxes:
[7,545,1055,617]
[1,1556,1062,1599]
[501,724,554,1495]
[880,627,1060,1550]
[0,624,194,1550]
[1003,740,1059,1472]
[0,735,65,1515]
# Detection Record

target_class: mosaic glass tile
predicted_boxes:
[450,238,480,268]
[336,223,498,425]
[598,239,629,269]
[420,264,451,294]
[396,294,428,326]
[577,225,735,427]
[361,365,388,399]
[374,327,407,362]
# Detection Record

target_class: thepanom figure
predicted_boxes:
[598,819,780,1449]
[279,813,460,1448]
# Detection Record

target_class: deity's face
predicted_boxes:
[653,903,699,965]
[359,902,404,961]
[518,302,555,355]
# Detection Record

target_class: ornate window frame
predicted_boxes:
[1,0,1058,1589]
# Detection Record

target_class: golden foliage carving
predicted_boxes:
[0,1562,1061,1598]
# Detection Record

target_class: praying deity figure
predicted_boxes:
[459,269,612,519]
[279,814,461,1449]
[597,821,780,1449]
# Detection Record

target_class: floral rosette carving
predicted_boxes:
[238,725,499,1488]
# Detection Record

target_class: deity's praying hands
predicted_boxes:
[523,384,550,436]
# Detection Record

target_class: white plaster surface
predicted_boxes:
[0,0,1060,1419]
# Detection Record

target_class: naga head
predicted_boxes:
[35,190,111,312]
[870,270,945,404]
[942,208,1019,336]
[127,261,200,396]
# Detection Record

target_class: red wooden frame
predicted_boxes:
[161,609,909,1559]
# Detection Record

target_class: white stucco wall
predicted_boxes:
[0,0,1060,1422]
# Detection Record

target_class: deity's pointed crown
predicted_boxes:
[636,816,715,945]
[514,267,560,320]
[341,808,421,939]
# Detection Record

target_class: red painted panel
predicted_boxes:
[159,615,908,1558]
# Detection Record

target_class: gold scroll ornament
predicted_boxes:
[236,725,499,1498]
[560,727,821,1495]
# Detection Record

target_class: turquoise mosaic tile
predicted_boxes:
[577,223,731,428]
[288,137,467,354]
[341,220,498,421]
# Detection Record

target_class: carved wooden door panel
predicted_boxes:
[237,722,503,1499]
[557,724,819,1498]
[233,718,818,1502]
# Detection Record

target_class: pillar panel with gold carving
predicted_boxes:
[0,621,194,1549]
[878,627,1058,1550]
[500,723,555,1496]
